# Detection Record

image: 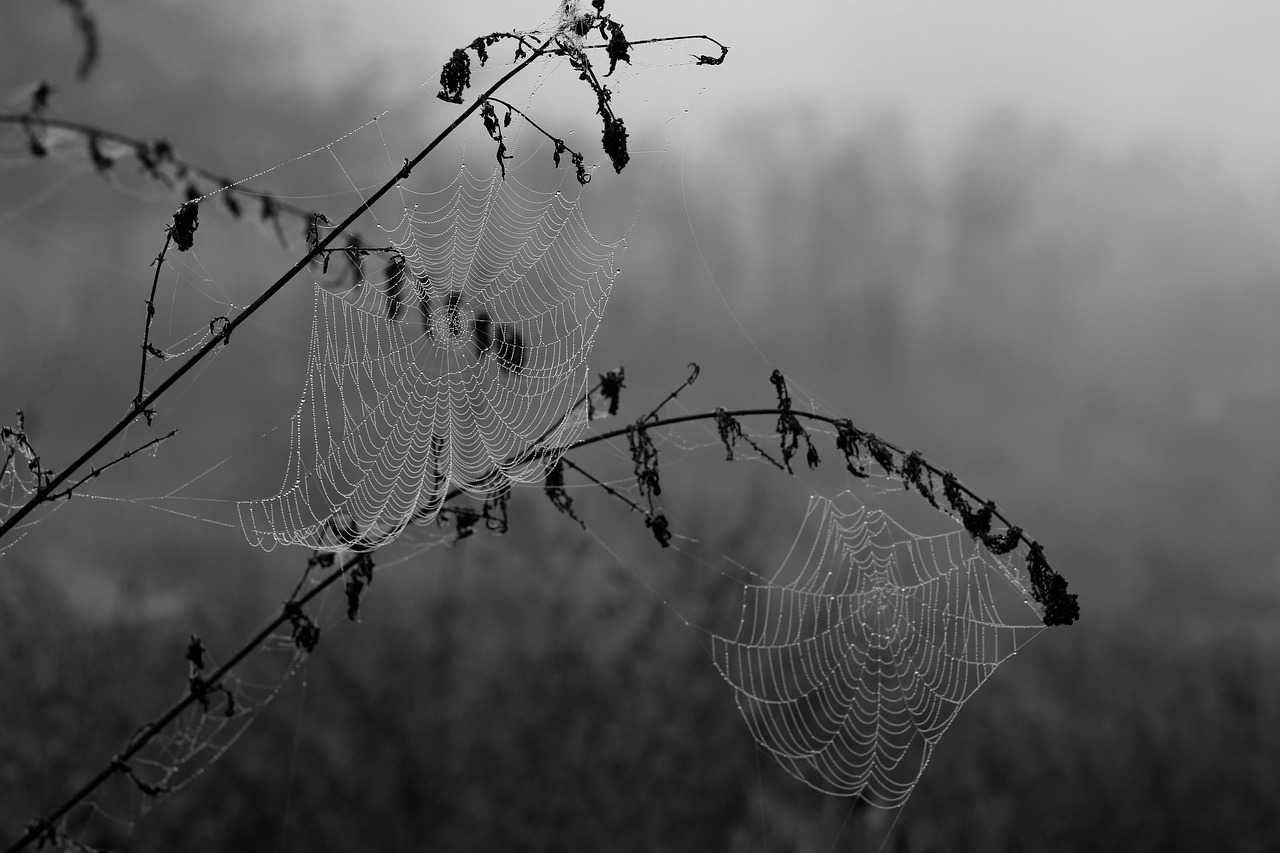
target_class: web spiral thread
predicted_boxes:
[710,490,1043,807]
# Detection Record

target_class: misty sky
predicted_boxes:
[22,1,1274,185]
[298,0,1280,183]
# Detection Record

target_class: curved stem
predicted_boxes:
[564,406,1026,538]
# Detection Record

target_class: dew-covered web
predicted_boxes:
[548,373,1069,812]
[58,631,310,846]
[1,2,716,552]
[31,546,443,851]
[709,489,1042,807]
[237,163,624,552]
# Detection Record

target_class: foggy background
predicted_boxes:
[3,1,1279,850]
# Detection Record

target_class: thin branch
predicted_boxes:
[484,96,590,184]
[46,431,176,501]
[314,244,399,262]
[484,98,562,147]
[560,456,647,516]
[640,362,699,423]
[55,0,99,80]
[135,233,173,425]
[584,32,730,64]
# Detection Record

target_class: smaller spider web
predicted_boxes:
[47,631,307,850]
[708,489,1044,808]
[238,164,623,552]
[44,553,412,853]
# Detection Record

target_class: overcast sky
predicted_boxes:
[12,0,1280,185]
[22,0,1273,184]
[310,0,1280,183]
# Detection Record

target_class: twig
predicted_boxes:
[640,362,699,423]
[484,97,590,184]
[47,431,176,501]
[55,0,99,80]
[135,233,172,425]
[560,456,646,516]
[484,98,568,151]
[583,32,729,61]
[313,244,398,263]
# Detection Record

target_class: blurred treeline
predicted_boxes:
[3,3,1280,851]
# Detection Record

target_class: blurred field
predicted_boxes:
[4,3,1280,851]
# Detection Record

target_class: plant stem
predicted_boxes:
[134,232,173,425]
[564,406,1025,537]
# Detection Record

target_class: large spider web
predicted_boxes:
[236,164,623,552]
[707,488,1043,808]
[553,394,1058,812]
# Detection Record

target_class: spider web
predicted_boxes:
[236,163,623,552]
[692,484,1044,808]
[0,1,715,551]
[57,636,309,850]
[32,548,437,853]
[545,380,1056,812]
